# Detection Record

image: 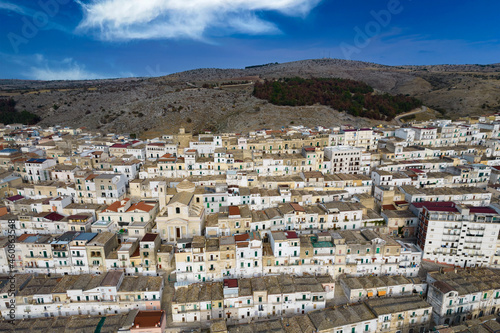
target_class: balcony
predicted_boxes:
[26,255,51,259]
[466,233,484,237]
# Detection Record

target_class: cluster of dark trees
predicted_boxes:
[253,77,422,120]
[0,98,41,125]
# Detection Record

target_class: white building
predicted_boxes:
[414,201,500,268]
[25,158,57,183]
[324,146,363,174]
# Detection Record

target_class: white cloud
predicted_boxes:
[76,0,322,41]
[0,1,26,14]
[27,55,104,80]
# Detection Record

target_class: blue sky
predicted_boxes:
[0,0,499,80]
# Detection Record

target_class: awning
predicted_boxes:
[378,290,386,296]
[367,291,373,297]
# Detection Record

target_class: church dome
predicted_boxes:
[176,179,195,192]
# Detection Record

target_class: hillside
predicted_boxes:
[1,59,499,136]
[253,77,422,120]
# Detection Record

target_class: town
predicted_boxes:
[1,116,500,332]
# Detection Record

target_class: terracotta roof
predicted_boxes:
[469,207,497,214]
[290,203,305,212]
[228,206,240,216]
[126,202,154,213]
[6,195,24,202]
[133,310,165,328]
[234,234,249,242]
[131,247,140,258]
[44,212,65,221]
[17,234,34,242]
[105,198,131,212]
[67,214,90,220]
[85,174,99,181]
[141,233,158,242]
[110,143,131,148]
[224,279,238,288]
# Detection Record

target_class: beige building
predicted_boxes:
[155,183,205,242]
[86,231,118,274]
[365,296,432,333]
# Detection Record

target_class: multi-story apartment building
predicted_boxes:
[94,173,127,205]
[414,201,500,268]
[24,158,57,183]
[324,146,364,174]
[86,231,118,274]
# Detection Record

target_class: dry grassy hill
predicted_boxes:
[1,59,499,136]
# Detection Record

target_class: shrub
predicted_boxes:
[253,77,422,121]
[0,98,41,125]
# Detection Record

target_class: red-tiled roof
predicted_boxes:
[141,233,158,242]
[224,279,238,288]
[44,212,65,221]
[412,201,455,209]
[85,174,99,181]
[469,207,497,214]
[6,195,24,202]
[126,201,154,213]
[382,204,397,211]
[17,234,34,242]
[133,310,164,328]
[228,206,240,216]
[67,214,89,220]
[105,198,131,212]
[131,247,140,257]
[234,234,249,242]
[111,143,131,148]
[285,231,298,239]
[290,203,305,212]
